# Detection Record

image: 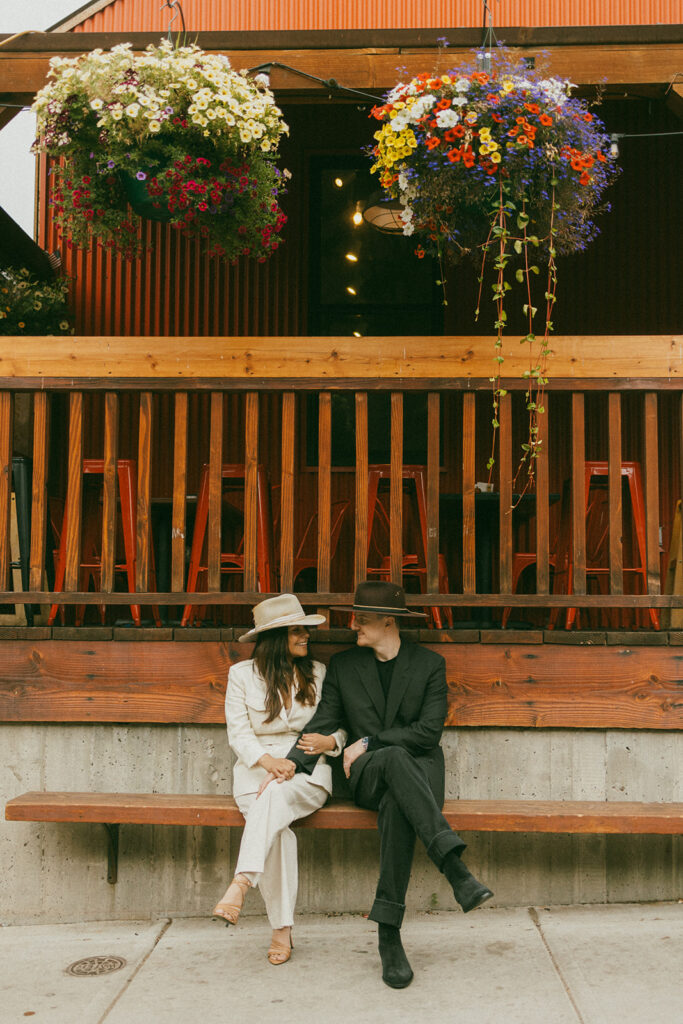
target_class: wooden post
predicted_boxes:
[207,392,224,593]
[390,393,403,585]
[64,392,83,593]
[572,393,587,595]
[317,392,332,594]
[644,392,660,595]
[279,392,295,593]
[426,392,440,594]
[101,393,119,593]
[462,393,476,594]
[608,393,623,595]
[0,392,12,591]
[29,391,49,592]
[535,396,550,594]
[498,392,512,594]
[135,392,153,592]
[354,392,368,587]
[244,392,259,593]
[171,392,188,593]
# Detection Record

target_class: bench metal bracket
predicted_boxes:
[102,823,119,884]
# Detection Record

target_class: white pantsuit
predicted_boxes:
[226,658,346,929]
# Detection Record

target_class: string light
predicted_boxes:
[345,253,358,262]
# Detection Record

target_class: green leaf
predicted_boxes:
[530,265,539,275]
[514,239,523,254]
[515,268,524,283]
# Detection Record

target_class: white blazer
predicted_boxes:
[226,658,346,800]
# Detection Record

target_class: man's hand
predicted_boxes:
[343,737,368,778]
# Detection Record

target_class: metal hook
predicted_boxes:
[161,0,186,42]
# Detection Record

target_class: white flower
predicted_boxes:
[455,77,471,92]
[125,103,140,117]
[90,98,104,110]
[435,108,461,128]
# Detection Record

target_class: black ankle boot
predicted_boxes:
[442,850,494,913]
[377,924,414,989]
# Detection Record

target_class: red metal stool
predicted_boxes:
[48,459,160,627]
[366,465,452,628]
[563,461,659,630]
[181,464,274,627]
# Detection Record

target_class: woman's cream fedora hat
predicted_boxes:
[238,594,326,642]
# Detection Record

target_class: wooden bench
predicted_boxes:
[7,791,683,885]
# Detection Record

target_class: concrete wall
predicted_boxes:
[1,724,680,924]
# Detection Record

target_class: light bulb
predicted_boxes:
[345,253,358,262]
[347,286,357,295]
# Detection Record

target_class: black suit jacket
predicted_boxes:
[288,641,448,801]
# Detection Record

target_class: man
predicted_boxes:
[288,580,493,989]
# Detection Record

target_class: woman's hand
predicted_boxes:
[257,754,296,781]
[256,771,276,797]
[296,733,336,756]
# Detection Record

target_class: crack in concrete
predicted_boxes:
[96,917,172,1024]
[528,907,586,1024]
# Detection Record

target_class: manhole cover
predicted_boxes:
[66,956,127,977]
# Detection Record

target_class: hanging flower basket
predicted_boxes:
[369,51,618,262]
[31,40,290,260]
[369,50,620,483]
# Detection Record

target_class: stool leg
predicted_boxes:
[627,466,660,629]
[117,464,141,627]
[181,466,210,627]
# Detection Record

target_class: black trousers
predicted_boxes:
[351,746,467,928]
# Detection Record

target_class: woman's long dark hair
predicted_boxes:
[253,626,317,723]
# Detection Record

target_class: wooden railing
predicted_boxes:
[1,335,682,627]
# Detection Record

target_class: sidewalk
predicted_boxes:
[1,903,681,1024]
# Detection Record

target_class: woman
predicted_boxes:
[213,593,346,964]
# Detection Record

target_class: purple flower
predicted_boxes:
[136,171,147,181]
[107,160,115,169]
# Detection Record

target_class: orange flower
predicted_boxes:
[491,112,504,123]
[582,155,595,168]
[436,98,452,110]
[583,112,593,122]
[415,245,426,259]
[447,147,462,162]
[426,137,441,149]
[579,171,591,185]
[524,103,540,114]
[596,150,606,162]
[539,113,553,126]
[571,157,584,171]
[486,92,500,104]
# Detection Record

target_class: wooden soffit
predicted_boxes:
[1,27,682,102]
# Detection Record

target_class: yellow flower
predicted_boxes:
[479,127,491,140]
[501,80,514,93]
[490,151,502,163]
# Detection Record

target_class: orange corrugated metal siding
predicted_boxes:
[73,0,681,31]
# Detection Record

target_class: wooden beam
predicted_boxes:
[2,43,682,97]
[0,640,681,729]
[2,336,683,389]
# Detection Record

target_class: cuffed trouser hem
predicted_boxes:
[368,898,406,928]
[426,828,467,867]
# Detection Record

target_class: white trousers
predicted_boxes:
[234,775,328,929]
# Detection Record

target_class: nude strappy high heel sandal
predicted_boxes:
[212,874,251,925]
[267,927,293,965]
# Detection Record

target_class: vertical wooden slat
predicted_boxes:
[279,392,295,592]
[572,393,587,595]
[244,392,259,592]
[426,392,440,594]
[354,392,368,587]
[29,392,49,591]
[208,391,224,593]
[171,392,188,592]
[608,393,623,594]
[135,391,153,592]
[64,392,83,592]
[644,392,661,594]
[462,392,476,594]
[498,392,512,594]
[0,392,13,589]
[389,393,403,584]
[317,393,332,593]
[100,393,119,593]
[535,398,550,594]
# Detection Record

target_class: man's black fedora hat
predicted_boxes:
[339,580,427,618]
